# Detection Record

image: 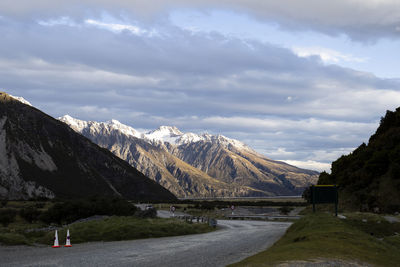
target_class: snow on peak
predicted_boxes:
[105,119,142,138]
[211,134,249,150]
[157,126,183,135]
[59,115,141,138]
[143,125,250,150]
[10,95,32,106]
[177,132,205,144]
[58,115,88,132]
[107,119,122,125]
[59,115,251,150]
[145,126,184,144]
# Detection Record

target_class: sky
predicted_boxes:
[1,1,400,172]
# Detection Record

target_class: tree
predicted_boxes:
[302,186,311,203]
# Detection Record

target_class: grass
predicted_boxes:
[0,216,214,246]
[0,232,30,245]
[0,201,215,246]
[230,212,400,267]
[38,216,214,245]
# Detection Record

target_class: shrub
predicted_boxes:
[302,187,311,203]
[20,207,41,223]
[278,206,293,215]
[0,209,17,226]
[136,207,157,218]
[39,197,137,224]
[200,202,214,210]
[34,202,45,209]
[0,233,30,245]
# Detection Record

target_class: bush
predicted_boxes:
[20,207,41,223]
[0,233,30,245]
[136,208,157,218]
[200,202,214,210]
[0,209,17,226]
[302,187,311,203]
[278,206,293,215]
[39,197,137,224]
[34,202,45,209]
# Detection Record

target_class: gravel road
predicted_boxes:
[0,220,291,267]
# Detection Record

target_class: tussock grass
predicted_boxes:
[0,232,30,245]
[0,216,214,246]
[39,216,214,245]
[230,212,400,266]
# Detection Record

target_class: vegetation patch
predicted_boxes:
[317,108,400,213]
[39,197,137,224]
[37,216,214,245]
[0,232,30,246]
[230,212,400,266]
[0,199,214,246]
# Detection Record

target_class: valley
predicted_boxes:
[2,1,400,266]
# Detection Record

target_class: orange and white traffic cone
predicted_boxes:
[65,229,72,247]
[52,230,60,248]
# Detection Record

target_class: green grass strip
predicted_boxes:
[230,212,400,266]
[37,216,214,245]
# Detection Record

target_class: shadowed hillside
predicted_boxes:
[318,107,400,213]
[0,92,176,201]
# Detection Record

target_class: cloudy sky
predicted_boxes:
[1,1,400,172]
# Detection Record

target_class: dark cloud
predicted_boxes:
[1,13,400,171]
[1,1,400,42]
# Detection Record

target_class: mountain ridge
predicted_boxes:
[60,115,319,197]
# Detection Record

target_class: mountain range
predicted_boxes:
[60,115,319,198]
[0,92,176,201]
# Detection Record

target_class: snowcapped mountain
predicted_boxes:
[60,116,252,151]
[145,126,184,145]
[59,115,319,197]
[60,115,143,139]
[144,125,251,152]
[9,95,32,106]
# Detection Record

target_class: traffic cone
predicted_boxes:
[52,230,60,248]
[64,229,72,247]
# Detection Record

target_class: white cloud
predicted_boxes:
[38,16,78,27]
[292,46,367,64]
[282,160,331,173]
[84,19,148,35]
[201,116,377,135]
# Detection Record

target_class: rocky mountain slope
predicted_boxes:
[318,107,400,212]
[0,92,176,201]
[60,115,319,197]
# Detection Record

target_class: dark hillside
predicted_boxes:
[0,92,176,202]
[318,107,400,212]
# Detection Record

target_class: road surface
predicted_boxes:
[0,220,291,267]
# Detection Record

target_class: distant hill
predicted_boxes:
[318,107,400,213]
[60,115,319,197]
[0,92,176,201]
